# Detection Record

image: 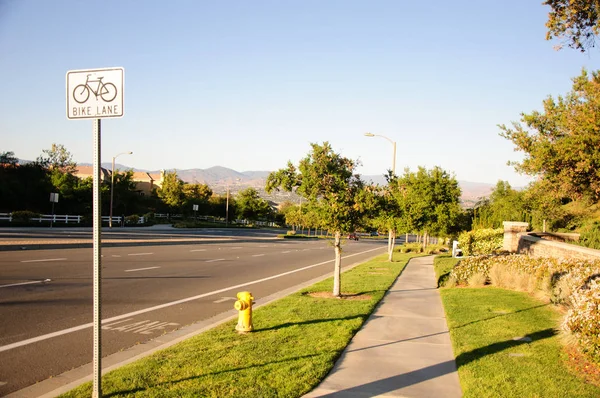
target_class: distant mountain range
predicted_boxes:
[77,163,495,206]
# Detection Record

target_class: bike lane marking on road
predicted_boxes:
[128,252,153,256]
[103,319,180,334]
[0,245,385,353]
[125,267,160,273]
[20,258,66,263]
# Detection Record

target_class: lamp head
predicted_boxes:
[128,151,133,155]
[364,132,375,137]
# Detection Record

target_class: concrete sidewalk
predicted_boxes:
[305,256,462,397]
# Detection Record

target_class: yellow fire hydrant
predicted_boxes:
[234,291,254,333]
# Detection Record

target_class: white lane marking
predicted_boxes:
[0,246,384,353]
[0,279,51,289]
[259,245,269,248]
[112,255,122,258]
[213,297,236,303]
[281,251,291,254]
[125,267,160,273]
[252,254,265,257]
[206,258,225,263]
[230,247,242,250]
[20,258,66,263]
[128,253,153,256]
[190,249,206,252]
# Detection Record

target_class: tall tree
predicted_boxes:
[235,187,272,222]
[38,143,77,174]
[393,166,462,245]
[157,171,184,210]
[499,69,600,201]
[472,181,527,229]
[182,183,213,214]
[545,0,600,51]
[266,142,366,297]
[0,151,18,166]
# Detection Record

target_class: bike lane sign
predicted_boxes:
[66,67,124,119]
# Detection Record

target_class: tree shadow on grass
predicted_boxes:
[453,303,550,329]
[104,352,328,397]
[455,328,556,368]
[254,314,367,332]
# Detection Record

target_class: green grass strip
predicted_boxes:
[60,253,417,398]
[433,254,460,287]
[441,287,600,397]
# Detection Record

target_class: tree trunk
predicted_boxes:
[422,231,428,251]
[388,229,396,262]
[333,231,341,297]
[405,232,409,244]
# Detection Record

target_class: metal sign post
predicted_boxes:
[49,193,59,228]
[67,67,124,398]
[92,119,102,398]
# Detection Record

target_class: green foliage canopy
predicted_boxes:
[393,166,462,237]
[157,171,184,209]
[544,0,600,52]
[500,69,600,201]
[235,187,272,222]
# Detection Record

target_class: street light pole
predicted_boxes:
[225,178,241,227]
[364,132,396,175]
[226,187,230,227]
[109,151,133,228]
[365,132,397,261]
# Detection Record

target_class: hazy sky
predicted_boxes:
[1,1,598,186]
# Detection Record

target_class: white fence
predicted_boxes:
[0,213,145,225]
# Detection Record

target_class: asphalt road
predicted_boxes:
[0,234,387,395]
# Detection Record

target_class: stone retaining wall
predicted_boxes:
[514,233,600,261]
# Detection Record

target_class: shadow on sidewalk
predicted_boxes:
[313,360,458,397]
[312,328,556,397]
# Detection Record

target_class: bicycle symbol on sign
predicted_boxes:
[73,74,117,104]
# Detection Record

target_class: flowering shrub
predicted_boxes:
[563,278,600,362]
[457,228,503,256]
[448,255,496,285]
